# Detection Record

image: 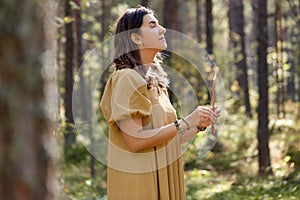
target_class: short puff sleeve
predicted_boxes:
[111,70,151,123]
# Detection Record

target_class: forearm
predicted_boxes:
[133,119,202,148]
[179,126,199,144]
[119,117,207,152]
[120,119,179,153]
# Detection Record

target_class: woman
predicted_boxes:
[100,6,220,200]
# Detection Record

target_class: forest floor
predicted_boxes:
[60,108,300,200]
[183,109,300,200]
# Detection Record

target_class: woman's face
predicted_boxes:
[139,14,167,51]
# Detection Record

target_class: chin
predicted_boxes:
[160,44,168,50]
[163,43,168,49]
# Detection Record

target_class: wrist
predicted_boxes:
[174,119,185,135]
[180,118,190,130]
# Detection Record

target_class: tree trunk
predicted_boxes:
[196,0,202,43]
[297,0,300,120]
[163,0,179,105]
[228,0,252,118]
[206,0,213,55]
[257,0,272,175]
[57,3,64,126]
[73,0,83,70]
[285,20,295,102]
[73,0,96,180]
[246,0,259,94]
[98,0,111,93]
[64,0,76,147]
[100,0,107,42]
[286,54,296,101]
[0,0,55,199]
[163,0,178,30]
[275,0,285,118]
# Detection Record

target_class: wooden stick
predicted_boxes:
[211,67,218,135]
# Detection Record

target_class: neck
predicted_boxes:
[140,49,158,68]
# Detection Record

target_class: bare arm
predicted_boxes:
[119,106,220,152]
[179,126,199,144]
[119,117,179,153]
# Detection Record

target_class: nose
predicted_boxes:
[159,25,166,34]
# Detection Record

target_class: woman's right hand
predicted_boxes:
[183,106,220,129]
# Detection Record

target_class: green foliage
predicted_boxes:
[64,143,90,165]
[61,159,107,200]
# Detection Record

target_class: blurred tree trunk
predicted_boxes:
[177,1,188,33]
[73,0,96,180]
[275,0,286,118]
[100,0,107,42]
[286,55,296,101]
[99,0,111,96]
[64,0,76,147]
[205,0,215,106]
[229,0,252,118]
[297,0,300,120]
[257,0,272,175]
[73,0,83,70]
[0,0,55,199]
[163,0,178,30]
[295,0,300,120]
[57,2,65,126]
[196,0,202,43]
[163,0,178,105]
[246,0,259,92]
[285,20,295,102]
[206,0,213,55]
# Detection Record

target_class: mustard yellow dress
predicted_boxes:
[101,68,185,200]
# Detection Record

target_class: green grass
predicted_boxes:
[184,107,300,200]
[185,173,300,200]
[60,162,107,199]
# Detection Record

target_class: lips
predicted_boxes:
[159,36,165,40]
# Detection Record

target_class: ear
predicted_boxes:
[130,33,143,45]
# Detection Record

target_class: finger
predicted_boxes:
[214,107,221,114]
[204,106,219,116]
[211,109,220,119]
[199,113,214,121]
[199,121,211,128]
[198,107,219,122]
[199,115,216,123]
[199,107,214,116]
[201,109,218,121]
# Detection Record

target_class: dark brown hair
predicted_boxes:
[113,6,169,88]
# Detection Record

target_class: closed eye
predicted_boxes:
[149,21,159,27]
